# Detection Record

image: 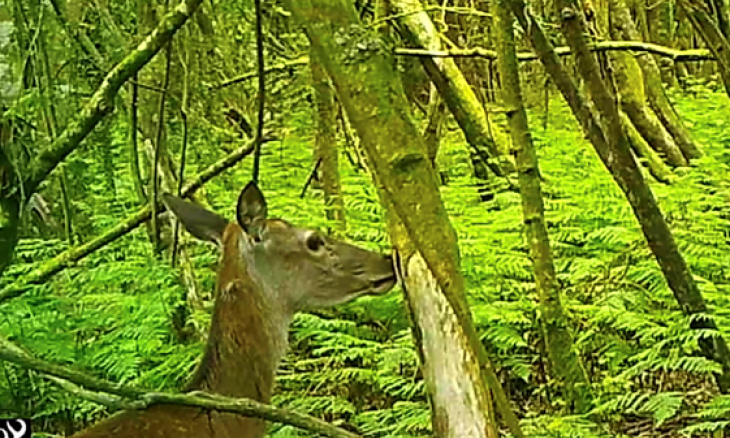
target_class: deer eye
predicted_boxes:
[306,233,325,252]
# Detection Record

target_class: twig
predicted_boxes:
[252,0,266,184]
[300,158,322,199]
[212,56,309,89]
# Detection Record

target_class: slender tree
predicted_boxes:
[494,0,593,413]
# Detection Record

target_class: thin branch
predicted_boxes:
[395,40,714,61]
[300,157,322,199]
[212,56,309,89]
[21,0,205,197]
[150,42,174,254]
[0,136,275,304]
[0,336,359,438]
[212,41,711,94]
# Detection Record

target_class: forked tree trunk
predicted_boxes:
[311,55,347,237]
[611,52,687,167]
[285,2,524,436]
[619,111,674,183]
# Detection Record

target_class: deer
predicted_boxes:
[71,182,397,438]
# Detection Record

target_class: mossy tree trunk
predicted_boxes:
[510,0,730,393]
[493,0,593,413]
[310,55,347,237]
[390,0,513,180]
[611,52,687,167]
[285,1,524,436]
[611,0,702,161]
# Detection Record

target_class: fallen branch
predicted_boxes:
[0,336,359,438]
[0,137,273,304]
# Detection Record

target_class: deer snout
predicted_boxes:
[365,253,397,295]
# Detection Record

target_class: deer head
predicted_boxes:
[163,181,396,318]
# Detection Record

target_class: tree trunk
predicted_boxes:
[494,0,593,413]
[310,55,347,237]
[285,1,524,436]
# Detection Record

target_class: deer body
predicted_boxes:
[71,183,396,438]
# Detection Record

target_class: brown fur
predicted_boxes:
[71,224,283,438]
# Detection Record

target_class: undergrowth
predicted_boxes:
[1,88,730,437]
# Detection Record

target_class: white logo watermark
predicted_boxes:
[0,419,28,438]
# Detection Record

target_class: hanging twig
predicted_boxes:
[171,42,191,267]
[252,0,265,184]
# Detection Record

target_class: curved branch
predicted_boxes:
[0,336,359,438]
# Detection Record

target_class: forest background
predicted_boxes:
[1,0,730,437]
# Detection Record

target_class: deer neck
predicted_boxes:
[184,227,290,402]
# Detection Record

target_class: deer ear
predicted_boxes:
[162,194,229,246]
[236,181,268,237]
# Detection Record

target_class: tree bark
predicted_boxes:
[311,55,347,237]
